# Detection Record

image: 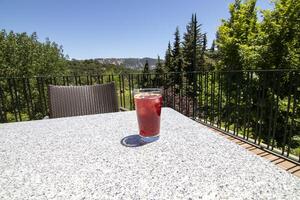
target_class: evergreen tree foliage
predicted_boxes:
[164,41,173,72]
[154,55,164,86]
[171,27,183,89]
[210,40,216,52]
[141,60,150,87]
[182,14,204,73]
[199,32,207,68]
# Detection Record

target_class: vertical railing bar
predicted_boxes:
[137,74,141,88]
[121,74,126,109]
[271,94,279,151]
[237,73,242,136]
[0,82,7,122]
[204,71,208,123]
[192,72,196,119]
[281,94,291,155]
[8,79,18,121]
[163,74,167,107]
[282,72,292,155]
[233,73,238,135]
[85,75,89,85]
[254,72,261,144]
[206,71,209,123]
[100,75,103,84]
[266,73,275,149]
[112,74,115,82]
[184,74,187,116]
[79,76,82,85]
[0,84,3,122]
[132,74,135,109]
[172,76,175,110]
[26,78,34,118]
[96,74,100,84]
[129,74,133,110]
[210,72,215,125]
[53,77,57,85]
[66,76,69,86]
[41,77,47,116]
[225,74,230,132]
[287,84,296,157]
[12,78,22,121]
[197,73,201,120]
[75,76,78,85]
[257,73,266,145]
[92,75,95,84]
[242,72,247,138]
[178,80,181,112]
[36,77,44,118]
[0,84,4,122]
[63,76,66,85]
[118,75,123,107]
[0,91,6,122]
[217,72,222,129]
[199,72,203,121]
[22,78,32,120]
[203,72,206,122]
[246,72,253,140]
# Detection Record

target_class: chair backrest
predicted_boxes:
[48,82,119,118]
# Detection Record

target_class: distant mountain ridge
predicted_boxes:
[95,57,158,69]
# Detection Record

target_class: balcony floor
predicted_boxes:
[210,129,300,178]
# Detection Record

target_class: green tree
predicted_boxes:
[216,0,300,151]
[154,55,164,86]
[164,41,173,73]
[256,0,300,147]
[217,0,258,70]
[210,40,216,52]
[216,0,259,142]
[199,33,207,68]
[182,14,205,97]
[182,14,203,74]
[258,0,299,70]
[172,27,183,90]
[0,30,68,77]
[0,30,68,121]
[141,60,150,87]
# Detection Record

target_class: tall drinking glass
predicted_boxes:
[134,88,163,143]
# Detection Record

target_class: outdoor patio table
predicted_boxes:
[0,108,299,199]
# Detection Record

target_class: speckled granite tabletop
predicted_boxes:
[0,108,299,200]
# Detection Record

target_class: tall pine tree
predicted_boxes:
[199,33,207,68]
[182,13,204,97]
[172,27,183,90]
[164,41,173,72]
[141,60,150,87]
[182,14,203,74]
[154,55,164,86]
[210,40,216,52]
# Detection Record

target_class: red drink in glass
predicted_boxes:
[134,89,162,141]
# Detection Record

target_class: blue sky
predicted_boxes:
[1,0,272,59]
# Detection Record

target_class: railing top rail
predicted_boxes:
[0,68,299,79]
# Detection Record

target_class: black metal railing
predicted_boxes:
[0,70,299,163]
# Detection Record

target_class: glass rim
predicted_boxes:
[133,88,162,94]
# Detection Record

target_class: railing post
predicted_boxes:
[0,83,7,123]
[281,71,293,156]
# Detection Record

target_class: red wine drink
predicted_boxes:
[134,88,162,142]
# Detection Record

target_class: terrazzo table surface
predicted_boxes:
[0,108,300,199]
